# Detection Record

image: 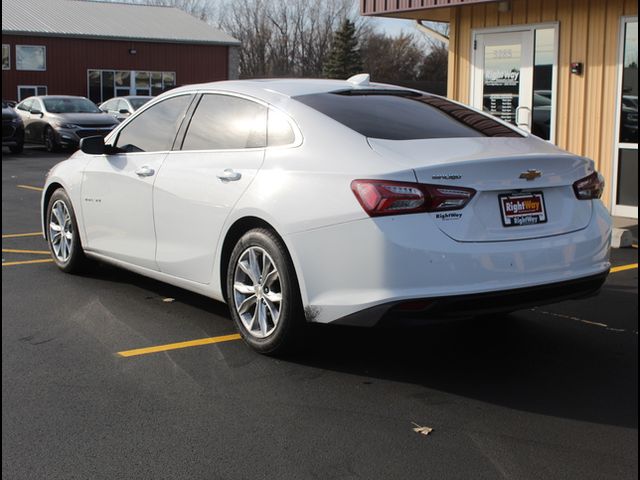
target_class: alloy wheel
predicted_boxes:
[49,199,73,262]
[233,246,283,338]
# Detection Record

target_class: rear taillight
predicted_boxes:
[351,179,476,217]
[573,172,604,200]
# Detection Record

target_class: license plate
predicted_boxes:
[498,192,547,227]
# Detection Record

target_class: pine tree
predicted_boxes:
[323,19,363,79]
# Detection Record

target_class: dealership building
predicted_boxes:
[362,0,638,219]
[1,0,239,104]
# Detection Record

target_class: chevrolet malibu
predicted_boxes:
[41,76,611,354]
[16,96,118,152]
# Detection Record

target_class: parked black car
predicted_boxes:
[15,96,119,152]
[2,100,25,154]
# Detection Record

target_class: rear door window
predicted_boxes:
[294,91,523,139]
[267,109,296,146]
[181,94,267,151]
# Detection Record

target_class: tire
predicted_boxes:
[9,142,24,154]
[44,126,60,153]
[46,188,88,273]
[226,228,304,355]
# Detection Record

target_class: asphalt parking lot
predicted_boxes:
[2,147,638,480]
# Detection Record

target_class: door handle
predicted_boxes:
[135,165,155,177]
[216,169,242,182]
[515,106,531,130]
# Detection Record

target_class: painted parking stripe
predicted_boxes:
[2,232,44,239]
[117,333,242,357]
[115,262,638,357]
[2,248,50,255]
[610,263,638,273]
[17,184,44,192]
[2,258,54,267]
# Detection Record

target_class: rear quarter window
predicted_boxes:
[294,91,522,140]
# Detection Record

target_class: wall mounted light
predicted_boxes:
[129,48,137,55]
[570,62,583,75]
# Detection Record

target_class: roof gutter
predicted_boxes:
[414,21,449,45]
[1,30,241,46]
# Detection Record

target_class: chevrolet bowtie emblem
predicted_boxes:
[519,169,542,181]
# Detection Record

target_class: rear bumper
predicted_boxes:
[378,270,608,323]
[285,200,612,325]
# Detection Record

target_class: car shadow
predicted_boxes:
[78,261,637,430]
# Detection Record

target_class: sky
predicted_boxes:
[370,16,420,37]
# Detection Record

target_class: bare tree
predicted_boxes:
[218,0,273,78]
[114,0,215,21]
[217,0,363,78]
[360,32,424,82]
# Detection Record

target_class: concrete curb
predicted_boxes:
[611,228,633,248]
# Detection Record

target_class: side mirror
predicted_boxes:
[80,136,123,155]
[118,109,131,115]
[80,136,106,154]
[30,108,43,116]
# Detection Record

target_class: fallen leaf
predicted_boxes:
[412,422,433,436]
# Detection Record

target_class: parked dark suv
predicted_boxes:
[2,100,25,154]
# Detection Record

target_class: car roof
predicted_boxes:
[168,77,413,104]
[118,96,153,100]
[26,95,90,100]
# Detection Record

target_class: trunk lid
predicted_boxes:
[368,137,594,242]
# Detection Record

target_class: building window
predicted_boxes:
[88,69,176,103]
[2,44,10,70]
[16,45,46,71]
[531,28,555,141]
[135,71,150,96]
[17,85,48,101]
[619,21,638,145]
[115,71,131,97]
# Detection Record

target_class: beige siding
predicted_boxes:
[445,0,637,207]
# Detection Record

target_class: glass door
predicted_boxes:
[473,30,534,131]
[613,18,638,219]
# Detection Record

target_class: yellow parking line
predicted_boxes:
[116,263,638,358]
[17,184,44,192]
[610,263,638,273]
[117,333,242,357]
[2,248,50,255]
[2,258,54,267]
[2,232,43,238]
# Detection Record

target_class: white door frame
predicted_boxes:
[611,16,638,219]
[471,23,559,143]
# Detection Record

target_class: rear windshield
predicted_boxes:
[294,91,523,140]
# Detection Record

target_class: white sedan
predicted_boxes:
[41,75,611,354]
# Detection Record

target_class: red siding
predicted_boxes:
[1,34,229,100]
[361,0,498,15]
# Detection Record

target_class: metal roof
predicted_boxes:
[1,0,240,45]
